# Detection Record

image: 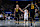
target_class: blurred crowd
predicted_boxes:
[0,4,40,21]
[0,0,40,21]
[0,4,24,20]
[35,8,40,21]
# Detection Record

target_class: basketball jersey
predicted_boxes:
[24,10,28,17]
[16,8,20,15]
[16,8,18,12]
[24,10,28,15]
[24,10,28,20]
[31,4,34,9]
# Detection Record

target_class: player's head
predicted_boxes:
[31,2,33,5]
[35,3,37,5]
[16,4,19,8]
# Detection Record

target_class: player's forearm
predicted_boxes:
[14,11,15,14]
[19,8,24,13]
[14,8,16,13]
[35,4,38,8]
[21,10,25,13]
[25,4,30,9]
[14,11,16,16]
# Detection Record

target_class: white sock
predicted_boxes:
[26,21,28,26]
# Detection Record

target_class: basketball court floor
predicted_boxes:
[0,20,40,27]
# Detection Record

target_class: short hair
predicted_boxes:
[16,4,19,7]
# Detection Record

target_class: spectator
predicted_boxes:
[0,13,4,20]
[35,9,39,21]
[7,14,10,20]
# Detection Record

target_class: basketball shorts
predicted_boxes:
[24,15,28,20]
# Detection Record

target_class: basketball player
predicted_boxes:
[24,2,38,27]
[24,9,28,22]
[24,9,28,26]
[14,4,24,24]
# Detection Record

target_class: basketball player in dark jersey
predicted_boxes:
[24,2,38,27]
[14,4,24,24]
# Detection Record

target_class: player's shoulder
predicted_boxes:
[24,10,26,11]
[19,8,21,9]
[15,8,16,9]
[14,8,16,10]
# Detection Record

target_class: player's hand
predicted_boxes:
[14,14,15,16]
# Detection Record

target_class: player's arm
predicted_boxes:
[19,8,25,13]
[25,4,30,9]
[14,8,16,16]
[35,4,39,10]
[35,4,38,9]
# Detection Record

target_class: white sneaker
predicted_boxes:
[26,21,28,26]
[30,26,32,27]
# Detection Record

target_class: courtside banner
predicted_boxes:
[5,11,12,14]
